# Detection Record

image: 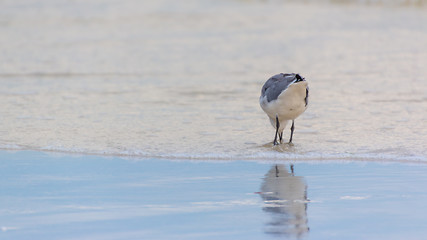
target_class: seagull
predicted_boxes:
[260,73,309,145]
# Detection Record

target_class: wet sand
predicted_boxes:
[1,1,426,239]
[1,151,427,240]
[1,0,426,160]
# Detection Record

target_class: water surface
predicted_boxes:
[1,151,427,240]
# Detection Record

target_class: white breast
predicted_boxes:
[260,81,308,131]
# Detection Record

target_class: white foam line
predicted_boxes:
[1,226,18,232]
[0,145,426,165]
[340,196,370,200]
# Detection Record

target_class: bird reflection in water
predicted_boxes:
[259,164,309,239]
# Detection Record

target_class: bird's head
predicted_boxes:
[294,74,305,83]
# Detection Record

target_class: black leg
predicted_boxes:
[289,120,295,143]
[290,164,294,176]
[275,165,279,177]
[279,131,283,143]
[274,115,280,145]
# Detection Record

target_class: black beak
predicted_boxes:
[295,74,305,82]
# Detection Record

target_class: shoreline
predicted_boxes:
[0,147,426,165]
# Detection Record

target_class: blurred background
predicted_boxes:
[0,0,426,160]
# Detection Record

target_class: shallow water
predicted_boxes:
[0,0,426,161]
[1,151,427,240]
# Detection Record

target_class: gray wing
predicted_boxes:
[261,73,296,102]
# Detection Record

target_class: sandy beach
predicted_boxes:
[1,0,427,239]
[1,0,426,160]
